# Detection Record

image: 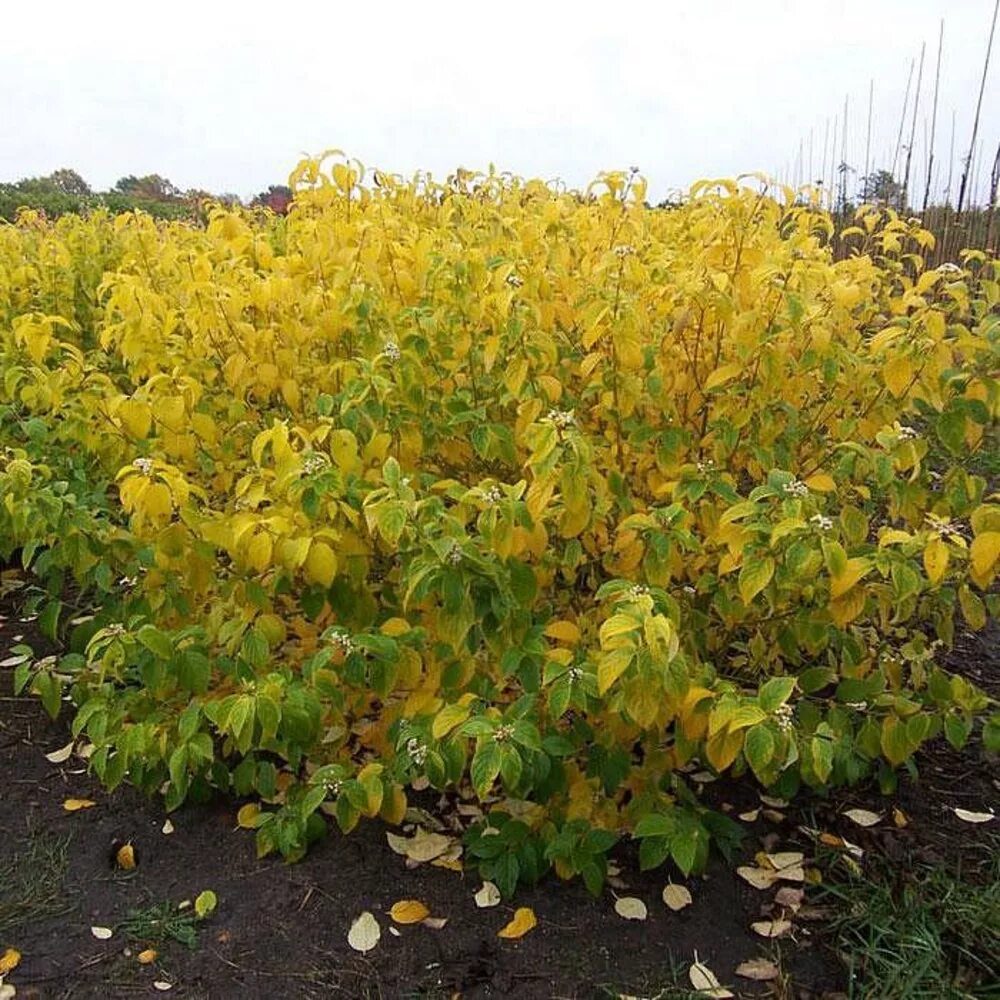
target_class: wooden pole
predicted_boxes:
[902,42,926,211]
[957,0,999,215]
[923,19,944,212]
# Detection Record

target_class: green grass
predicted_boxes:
[117,900,200,949]
[818,844,1000,999]
[0,831,73,936]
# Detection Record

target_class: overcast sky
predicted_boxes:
[2,0,997,204]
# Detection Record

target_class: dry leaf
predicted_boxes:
[738,808,760,822]
[45,741,75,764]
[774,886,805,912]
[347,911,381,953]
[389,900,430,924]
[614,896,648,921]
[0,985,14,1000]
[953,808,995,824]
[138,948,158,965]
[64,798,97,812]
[497,906,537,939]
[153,982,173,991]
[90,926,113,940]
[751,918,792,938]
[892,807,908,828]
[386,828,452,863]
[162,819,175,835]
[116,842,137,870]
[421,916,448,929]
[690,771,717,783]
[734,957,780,981]
[689,951,734,998]
[843,808,882,827]
[765,851,804,869]
[388,926,401,937]
[236,803,260,829]
[762,809,786,824]
[759,794,788,808]
[0,949,20,975]
[662,883,693,911]
[737,866,777,890]
[475,881,502,908]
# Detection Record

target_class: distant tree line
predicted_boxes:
[0,168,293,222]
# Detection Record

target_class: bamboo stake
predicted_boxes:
[957,0,999,216]
[892,58,915,182]
[902,42,926,211]
[864,79,874,200]
[923,19,944,213]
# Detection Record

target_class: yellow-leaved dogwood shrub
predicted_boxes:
[1,153,998,884]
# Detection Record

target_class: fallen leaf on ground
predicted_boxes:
[843,808,882,827]
[475,881,502,908]
[152,982,173,991]
[614,897,648,920]
[44,741,75,764]
[421,916,448,929]
[735,957,779,981]
[738,808,760,822]
[194,891,217,919]
[161,819,175,835]
[774,886,805,911]
[138,949,158,965]
[389,900,430,924]
[893,807,908,828]
[388,926,401,937]
[751,918,792,938]
[386,828,452,863]
[759,794,788,808]
[64,798,96,812]
[0,984,14,1000]
[953,808,995,824]
[737,866,777,890]
[0,949,20,975]
[497,907,537,939]
[90,926,113,940]
[689,951,734,997]
[662,883,693,911]
[116,842,137,870]
[347,911,381,952]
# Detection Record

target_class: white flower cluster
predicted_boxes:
[627,584,650,600]
[545,409,576,429]
[494,723,515,743]
[132,457,153,476]
[302,453,328,475]
[845,701,867,711]
[383,340,401,363]
[925,513,962,539]
[106,622,127,637]
[118,575,138,589]
[938,262,962,274]
[405,737,429,767]
[782,479,809,498]
[445,541,463,565]
[568,667,583,682]
[329,630,355,655]
[613,244,635,259]
[323,778,342,796]
[774,703,794,733]
[483,485,503,505]
[897,425,920,441]
[682,585,696,595]
[696,459,715,474]
[810,513,834,531]
[506,274,524,288]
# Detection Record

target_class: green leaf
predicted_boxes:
[758,677,796,713]
[743,724,776,782]
[471,742,502,797]
[738,556,775,605]
[137,624,173,660]
[194,890,218,919]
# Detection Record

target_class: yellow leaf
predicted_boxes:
[303,540,337,587]
[804,472,836,492]
[237,803,260,829]
[614,896,648,920]
[830,557,871,599]
[704,728,744,772]
[661,883,693,911]
[597,646,634,695]
[883,355,913,398]
[380,617,411,636]
[389,900,430,924]
[0,948,20,974]
[923,536,949,585]
[138,948,158,965]
[347,911,381,953]
[544,620,580,644]
[704,362,742,391]
[970,532,1000,577]
[118,399,152,439]
[63,798,97,812]
[497,906,537,939]
[116,842,137,870]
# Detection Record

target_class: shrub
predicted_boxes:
[1,155,998,886]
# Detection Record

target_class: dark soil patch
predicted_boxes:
[1,597,996,1000]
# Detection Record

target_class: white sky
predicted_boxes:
[2,0,997,204]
